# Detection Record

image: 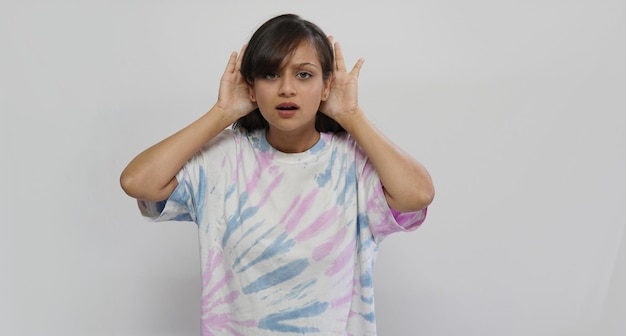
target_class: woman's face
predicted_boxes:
[250,41,331,140]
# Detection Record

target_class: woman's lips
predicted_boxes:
[276,102,299,117]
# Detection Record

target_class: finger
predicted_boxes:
[350,58,365,77]
[326,35,337,71]
[223,51,238,75]
[235,44,247,72]
[334,42,347,72]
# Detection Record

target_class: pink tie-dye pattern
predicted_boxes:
[143,130,428,335]
[367,185,426,240]
[295,207,339,241]
[392,207,427,230]
[246,151,274,192]
[202,313,256,336]
[325,238,355,276]
[201,248,257,335]
[284,189,319,233]
[277,194,299,231]
[331,292,353,308]
[204,290,239,312]
[202,250,236,308]
[312,226,347,261]
[203,249,225,288]
[226,148,245,184]
[202,270,235,306]
[256,172,284,207]
[202,314,243,336]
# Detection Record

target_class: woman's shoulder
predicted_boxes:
[325,131,361,151]
[205,127,255,146]
[197,127,266,157]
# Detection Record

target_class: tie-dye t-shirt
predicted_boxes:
[139,128,427,335]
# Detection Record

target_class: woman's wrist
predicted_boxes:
[208,104,242,128]
[334,107,366,133]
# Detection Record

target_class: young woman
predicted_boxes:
[121,13,434,335]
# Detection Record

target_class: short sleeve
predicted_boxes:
[135,129,236,224]
[137,168,195,222]
[356,146,427,243]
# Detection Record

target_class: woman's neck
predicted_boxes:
[265,127,320,153]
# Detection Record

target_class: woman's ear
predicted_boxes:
[248,86,256,102]
[321,74,332,101]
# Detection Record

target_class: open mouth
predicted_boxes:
[276,103,299,111]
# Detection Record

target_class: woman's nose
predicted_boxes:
[278,77,296,97]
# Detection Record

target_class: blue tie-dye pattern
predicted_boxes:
[356,213,375,250]
[258,301,329,333]
[256,132,272,151]
[140,130,427,335]
[281,278,317,302]
[232,223,274,269]
[336,164,356,206]
[232,220,267,250]
[165,179,197,222]
[361,295,374,304]
[309,137,326,154]
[224,183,236,201]
[332,153,348,191]
[332,155,344,195]
[242,259,309,294]
[360,269,373,288]
[360,311,376,323]
[171,213,193,221]
[194,168,207,223]
[155,200,167,213]
[355,213,365,236]
[232,223,279,266]
[222,192,259,247]
[361,236,375,252]
[238,232,295,273]
[315,148,337,187]
[169,179,190,205]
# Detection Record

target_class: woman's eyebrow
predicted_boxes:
[294,62,319,68]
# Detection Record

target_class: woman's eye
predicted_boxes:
[264,73,279,79]
[297,72,312,79]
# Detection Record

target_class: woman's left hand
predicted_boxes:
[319,37,365,126]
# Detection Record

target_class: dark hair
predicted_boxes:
[233,14,344,133]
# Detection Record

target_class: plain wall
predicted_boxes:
[1,0,625,335]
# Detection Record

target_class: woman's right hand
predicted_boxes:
[215,45,257,120]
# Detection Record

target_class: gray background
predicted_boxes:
[1,0,625,335]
